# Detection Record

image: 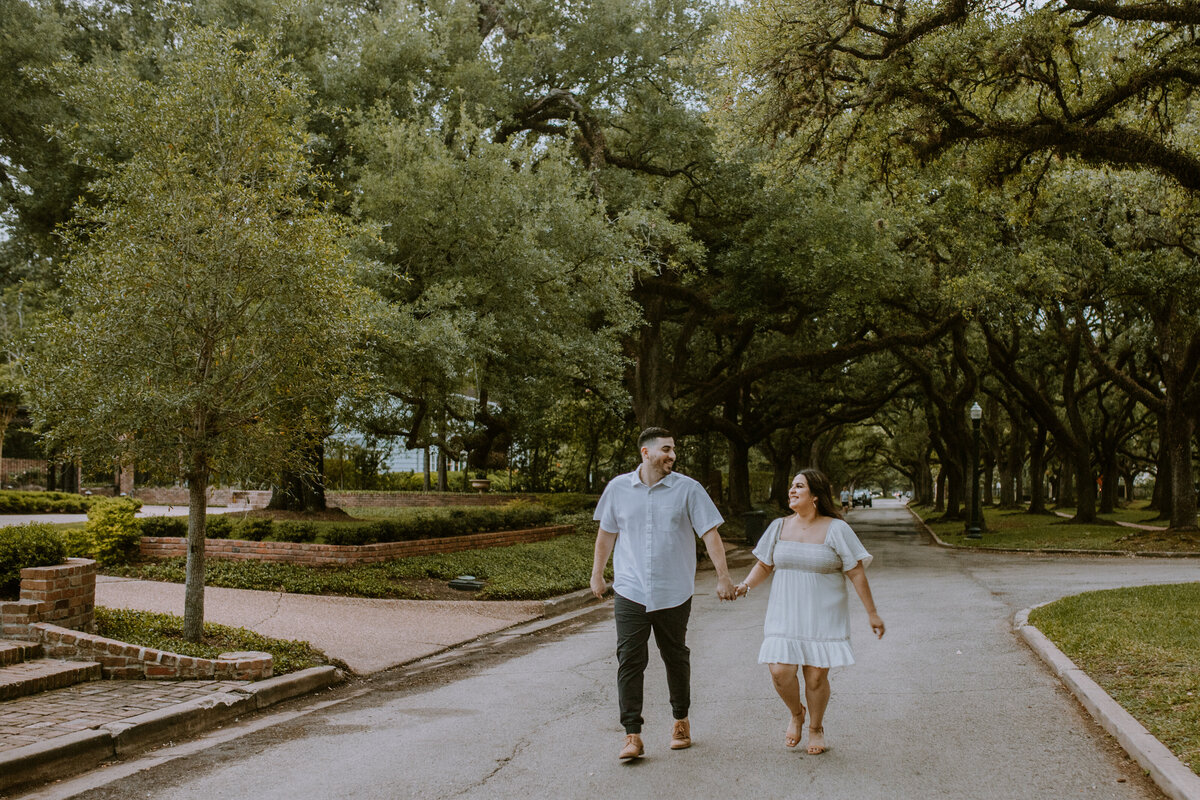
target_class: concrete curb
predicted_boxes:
[541,585,605,617]
[1015,606,1200,800]
[904,505,1200,558]
[0,665,344,795]
[0,730,113,795]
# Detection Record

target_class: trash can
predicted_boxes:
[741,510,768,547]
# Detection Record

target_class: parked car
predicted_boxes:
[852,490,873,508]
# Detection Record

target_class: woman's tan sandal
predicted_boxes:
[785,710,805,748]
[806,726,827,755]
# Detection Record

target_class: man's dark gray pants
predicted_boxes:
[614,593,691,734]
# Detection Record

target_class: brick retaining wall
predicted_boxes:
[139,525,574,565]
[0,559,96,640]
[131,487,271,507]
[326,491,537,508]
[33,623,272,680]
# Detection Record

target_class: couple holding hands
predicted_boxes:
[590,427,885,761]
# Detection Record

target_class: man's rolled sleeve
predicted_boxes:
[686,483,724,537]
[594,485,621,532]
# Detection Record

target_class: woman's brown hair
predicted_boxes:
[798,468,844,520]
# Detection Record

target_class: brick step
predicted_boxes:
[0,639,42,667]
[0,659,102,701]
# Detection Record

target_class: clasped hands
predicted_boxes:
[716,578,748,602]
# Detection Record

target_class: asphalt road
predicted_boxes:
[26,501,1200,800]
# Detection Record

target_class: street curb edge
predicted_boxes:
[1015,607,1200,800]
[542,585,606,617]
[0,666,345,796]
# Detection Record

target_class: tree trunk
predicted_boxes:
[437,445,448,491]
[629,294,672,429]
[1098,452,1118,514]
[183,468,209,643]
[1028,425,1049,513]
[935,468,946,513]
[983,459,995,507]
[423,446,431,491]
[268,439,326,512]
[1058,462,1075,507]
[1069,450,1097,523]
[768,443,792,510]
[727,437,752,514]
[1164,399,1198,530]
[1151,424,1171,519]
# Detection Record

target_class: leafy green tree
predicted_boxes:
[352,115,641,471]
[26,26,368,640]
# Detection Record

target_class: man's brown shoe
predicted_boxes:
[619,733,644,760]
[670,718,691,750]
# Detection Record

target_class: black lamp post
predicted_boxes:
[967,401,983,539]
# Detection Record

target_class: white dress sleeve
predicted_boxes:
[831,519,873,571]
[751,518,784,565]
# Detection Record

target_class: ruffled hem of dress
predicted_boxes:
[757,636,854,668]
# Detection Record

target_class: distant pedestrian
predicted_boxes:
[590,427,736,760]
[839,487,850,512]
[733,468,884,754]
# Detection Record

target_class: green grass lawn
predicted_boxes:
[94,607,333,675]
[1050,500,1164,526]
[1029,583,1200,775]
[108,524,611,601]
[914,505,1200,553]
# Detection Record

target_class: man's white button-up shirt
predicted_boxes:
[594,467,725,612]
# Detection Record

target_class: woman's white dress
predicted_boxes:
[752,517,873,668]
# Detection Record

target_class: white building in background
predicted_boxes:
[326,432,462,475]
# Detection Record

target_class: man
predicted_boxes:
[590,427,735,761]
[840,487,851,512]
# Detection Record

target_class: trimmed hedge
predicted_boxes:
[135,503,557,546]
[320,504,554,546]
[0,490,98,514]
[0,523,66,598]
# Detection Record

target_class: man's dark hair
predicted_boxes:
[638,427,673,449]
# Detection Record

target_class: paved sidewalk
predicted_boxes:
[0,680,249,750]
[0,506,235,528]
[94,578,551,675]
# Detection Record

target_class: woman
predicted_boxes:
[733,468,885,754]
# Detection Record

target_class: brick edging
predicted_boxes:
[32,623,273,680]
[140,524,574,565]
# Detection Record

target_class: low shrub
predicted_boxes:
[0,490,98,514]
[271,521,319,543]
[233,517,271,541]
[59,527,96,559]
[204,515,233,540]
[139,516,188,538]
[87,496,144,568]
[534,493,599,514]
[130,505,561,549]
[0,523,66,598]
[314,504,556,545]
